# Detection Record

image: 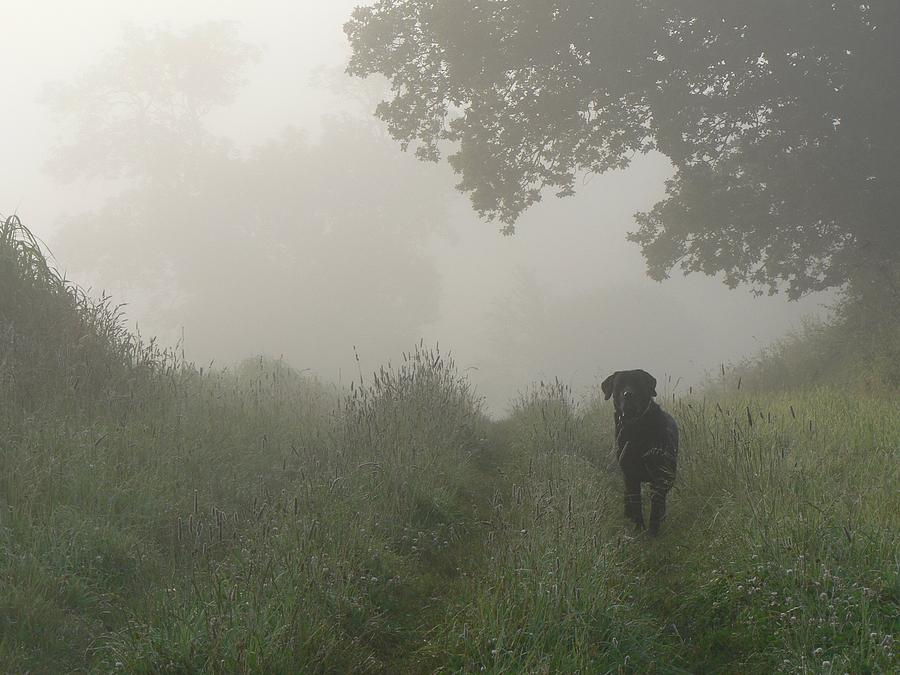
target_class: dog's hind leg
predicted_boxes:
[624,476,644,529]
[648,482,668,534]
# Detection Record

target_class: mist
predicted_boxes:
[1,0,828,414]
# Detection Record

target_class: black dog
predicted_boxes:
[601,369,678,534]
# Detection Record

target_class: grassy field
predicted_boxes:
[1,216,898,673]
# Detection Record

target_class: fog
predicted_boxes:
[1,1,828,414]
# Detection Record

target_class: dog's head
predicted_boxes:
[601,369,657,419]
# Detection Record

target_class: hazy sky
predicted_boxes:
[1,1,829,412]
[2,0,360,222]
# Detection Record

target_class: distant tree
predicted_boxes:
[346,2,900,300]
[44,22,258,189]
[44,25,450,372]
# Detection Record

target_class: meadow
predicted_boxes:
[1,215,897,673]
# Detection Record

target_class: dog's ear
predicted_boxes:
[639,369,658,397]
[601,372,618,400]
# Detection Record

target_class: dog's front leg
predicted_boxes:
[624,476,644,530]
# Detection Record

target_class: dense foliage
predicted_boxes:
[346,1,900,298]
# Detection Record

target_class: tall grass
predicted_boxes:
[1,216,896,672]
[1,217,491,671]
[1,343,491,672]
[419,385,898,672]
[719,281,900,394]
[0,214,183,421]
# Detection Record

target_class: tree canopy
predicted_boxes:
[346,1,899,298]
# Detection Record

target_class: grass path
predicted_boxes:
[377,391,899,673]
[379,422,516,673]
